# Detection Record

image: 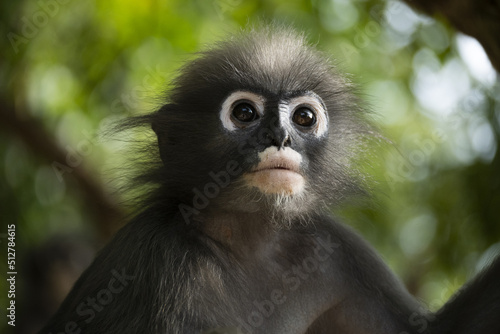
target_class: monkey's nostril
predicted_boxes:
[276,135,291,150]
[283,135,291,147]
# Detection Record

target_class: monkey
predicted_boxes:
[39,26,500,334]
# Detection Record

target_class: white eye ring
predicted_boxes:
[220,91,266,131]
[287,93,328,137]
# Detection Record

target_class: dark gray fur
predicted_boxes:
[39,26,500,334]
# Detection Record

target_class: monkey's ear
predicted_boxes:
[151,104,174,165]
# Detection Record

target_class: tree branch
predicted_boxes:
[0,99,124,240]
[403,0,500,72]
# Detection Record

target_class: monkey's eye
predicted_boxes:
[232,103,259,123]
[292,107,316,127]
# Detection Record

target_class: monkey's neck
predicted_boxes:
[192,211,283,257]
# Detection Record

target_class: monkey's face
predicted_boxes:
[218,90,329,198]
[154,88,338,220]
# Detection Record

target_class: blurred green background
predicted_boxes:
[1,0,499,333]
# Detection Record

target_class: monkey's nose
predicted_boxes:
[267,128,291,149]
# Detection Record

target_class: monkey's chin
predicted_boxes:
[244,169,305,195]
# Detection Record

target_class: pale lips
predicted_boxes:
[244,147,305,195]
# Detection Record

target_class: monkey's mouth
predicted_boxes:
[252,163,300,174]
[244,147,305,195]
